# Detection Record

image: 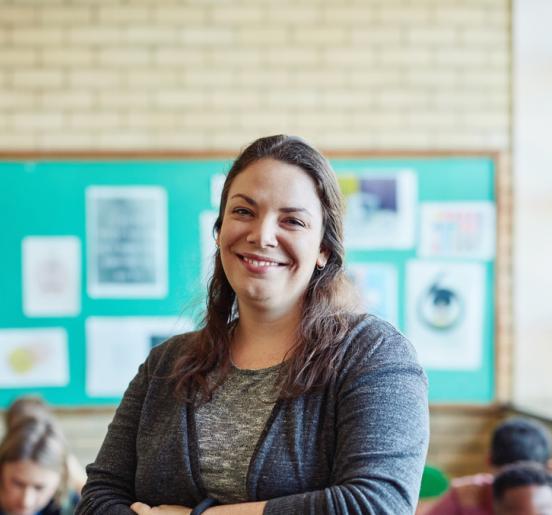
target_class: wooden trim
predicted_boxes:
[507,404,552,424]
[0,403,508,415]
[0,407,116,415]
[0,149,501,161]
[429,403,506,414]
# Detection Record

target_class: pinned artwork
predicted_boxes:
[86,186,168,298]
[0,328,69,387]
[210,174,226,209]
[406,260,485,371]
[22,236,81,317]
[199,211,218,289]
[419,202,495,260]
[85,316,194,397]
[347,263,398,325]
[339,170,417,249]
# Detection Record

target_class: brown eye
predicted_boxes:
[285,218,305,227]
[232,207,253,216]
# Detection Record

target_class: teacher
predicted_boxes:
[77,135,429,515]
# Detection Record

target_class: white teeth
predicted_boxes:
[243,256,279,267]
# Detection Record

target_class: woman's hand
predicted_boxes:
[131,502,192,515]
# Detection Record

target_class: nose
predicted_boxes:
[246,216,277,248]
[21,487,37,510]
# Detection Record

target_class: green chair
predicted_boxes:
[419,465,449,499]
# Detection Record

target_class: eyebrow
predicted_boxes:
[229,193,312,216]
[13,477,46,488]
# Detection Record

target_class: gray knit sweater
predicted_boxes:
[76,316,429,515]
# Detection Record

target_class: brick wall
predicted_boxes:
[0,0,510,151]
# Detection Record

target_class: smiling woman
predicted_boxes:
[76,135,429,515]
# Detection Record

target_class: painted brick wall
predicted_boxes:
[0,0,510,151]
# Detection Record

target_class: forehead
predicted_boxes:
[228,159,321,207]
[3,459,60,487]
[499,485,552,514]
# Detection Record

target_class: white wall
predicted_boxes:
[513,0,552,417]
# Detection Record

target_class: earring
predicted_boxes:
[316,263,325,271]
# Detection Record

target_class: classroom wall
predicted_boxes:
[0,0,510,151]
[1,0,514,477]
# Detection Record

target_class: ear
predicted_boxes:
[215,231,220,248]
[317,246,330,268]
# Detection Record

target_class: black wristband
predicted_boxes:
[191,498,219,515]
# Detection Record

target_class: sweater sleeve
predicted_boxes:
[75,355,153,515]
[264,322,430,515]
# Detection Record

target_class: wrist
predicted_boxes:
[191,498,219,515]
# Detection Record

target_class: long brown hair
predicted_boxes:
[172,135,362,402]
[0,405,69,505]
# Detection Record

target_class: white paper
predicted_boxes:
[210,174,226,209]
[346,263,398,325]
[22,236,81,317]
[405,260,485,371]
[86,186,168,298]
[86,316,193,397]
[340,170,417,249]
[0,328,69,387]
[200,210,219,289]
[419,202,496,259]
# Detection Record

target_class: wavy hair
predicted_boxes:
[172,135,362,402]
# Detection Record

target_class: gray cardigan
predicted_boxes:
[76,316,429,515]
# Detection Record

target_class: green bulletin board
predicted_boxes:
[0,156,495,407]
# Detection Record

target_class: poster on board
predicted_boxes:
[0,328,69,387]
[405,260,485,371]
[22,236,81,317]
[199,210,218,289]
[346,263,398,325]
[86,186,168,298]
[85,316,193,397]
[419,202,495,259]
[339,170,417,249]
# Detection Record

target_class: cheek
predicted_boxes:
[35,482,59,509]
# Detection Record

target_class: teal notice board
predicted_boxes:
[0,156,496,407]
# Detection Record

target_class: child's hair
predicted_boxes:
[0,398,70,506]
[490,417,552,466]
[493,461,552,501]
[4,396,53,431]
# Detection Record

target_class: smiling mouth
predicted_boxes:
[238,253,288,267]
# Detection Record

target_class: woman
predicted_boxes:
[77,135,429,514]
[0,411,78,515]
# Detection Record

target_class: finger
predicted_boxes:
[131,502,151,514]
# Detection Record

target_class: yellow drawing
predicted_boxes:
[7,344,46,375]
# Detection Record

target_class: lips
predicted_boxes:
[237,252,289,268]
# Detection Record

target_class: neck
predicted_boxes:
[231,302,301,369]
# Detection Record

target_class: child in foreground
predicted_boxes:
[493,462,552,515]
[0,397,82,515]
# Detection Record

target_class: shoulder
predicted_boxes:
[341,314,421,371]
[332,315,428,415]
[144,330,199,374]
[36,491,80,515]
[437,474,493,513]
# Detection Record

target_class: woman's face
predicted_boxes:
[218,158,328,317]
[0,459,60,515]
